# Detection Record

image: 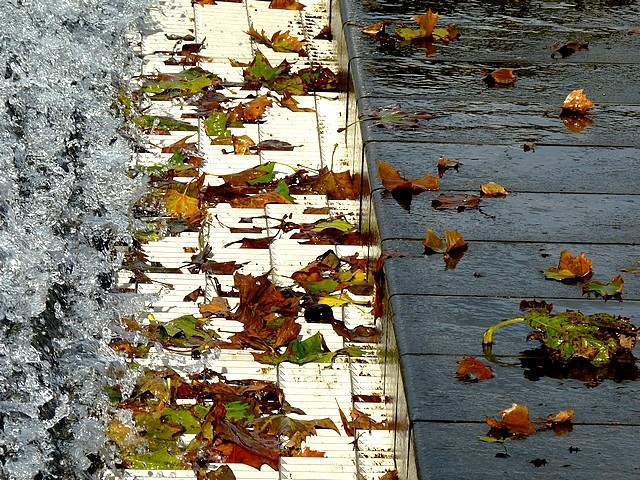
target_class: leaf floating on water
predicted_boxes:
[437,156,461,177]
[546,407,575,426]
[431,193,480,211]
[486,403,536,437]
[362,20,393,37]
[543,249,593,282]
[583,274,624,301]
[480,181,509,197]
[483,68,517,87]
[551,40,589,58]
[456,357,494,382]
[561,89,594,115]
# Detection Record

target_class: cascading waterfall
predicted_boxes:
[0,1,153,478]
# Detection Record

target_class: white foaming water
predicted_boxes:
[0,1,152,478]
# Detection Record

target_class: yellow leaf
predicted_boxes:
[444,229,467,253]
[164,188,200,219]
[481,181,509,197]
[422,227,445,253]
[562,89,594,115]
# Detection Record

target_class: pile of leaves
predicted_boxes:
[108,367,338,474]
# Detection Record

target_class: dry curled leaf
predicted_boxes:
[437,156,461,177]
[561,89,594,115]
[546,407,575,425]
[543,249,593,282]
[377,161,439,193]
[456,357,494,382]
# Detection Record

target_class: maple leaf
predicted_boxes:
[346,407,388,432]
[481,181,509,197]
[456,357,494,382]
[140,67,220,100]
[543,249,593,282]
[248,24,308,56]
[306,167,361,200]
[483,68,517,87]
[486,403,536,437]
[164,188,202,222]
[199,297,231,317]
[583,274,624,301]
[227,95,272,123]
[269,0,305,9]
[251,414,339,449]
[414,9,439,37]
[562,89,594,115]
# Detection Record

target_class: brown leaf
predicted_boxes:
[431,193,480,211]
[251,139,297,151]
[279,92,315,112]
[437,156,461,177]
[199,297,231,317]
[308,167,361,200]
[551,40,588,58]
[251,415,339,449]
[337,404,353,436]
[380,471,400,480]
[561,89,594,115]
[331,319,378,343]
[229,192,293,208]
[362,20,393,37]
[486,403,536,436]
[347,407,388,432]
[299,447,326,457]
[269,0,304,9]
[231,134,256,154]
[183,287,204,302]
[483,68,517,87]
[456,357,494,382]
[413,9,439,37]
[314,25,333,40]
[161,135,197,153]
[377,161,438,193]
[228,95,272,122]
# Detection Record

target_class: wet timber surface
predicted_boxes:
[336,0,640,478]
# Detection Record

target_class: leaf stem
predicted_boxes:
[482,317,525,345]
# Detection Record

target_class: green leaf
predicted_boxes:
[161,407,203,434]
[140,68,220,99]
[224,401,255,422]
[246,162,276,185]
[135,411,185,440]
[583,275,624,300]
[254,332,336,365]
[396,27,426,41]
[134,115,198,133]
[312,219,355,233]
[128,448,183,470]
[299,278,340,295]
[274,179,295,202]
[244,50,289,83]
[204,112,231,137]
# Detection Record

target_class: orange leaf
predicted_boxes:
[198,297,231,317]
[164,188,201,219]
[413,8,439,37]
[232,134,256,154]
[561,89,594,115]
[486,403,536,436]
[229,192,293,208]
[483,68,517,87]
[543,249,593,281]
[269,0,304,9]
[437,156,461,177]
[456,357,494,381]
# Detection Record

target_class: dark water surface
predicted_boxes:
[341,0,640,478]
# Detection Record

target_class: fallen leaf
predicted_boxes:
[621,260,640,275]
[199,297,231,317]
[229,192,293,208]
[269,0,304,9]
[183,287,204,302]
[431,193,480,211]
[279,92,315,112]
[231,134,256,154]
[251,414,339,449]
[629,28,640,35]
[250,139,297,151]
[530,458,548,467]
[380,471,400,480]
[543,249,593,282]
[221,162,275,186]
[483,68,517,87]
[523,143,535,152]
[546,407,575,425]
[347,407,389,432]
[164,188,202,221]
[551,40,588,58]
[422,228,445,253]
[481,181,509,197]
[561,89,594,115]
[361,20,393,37]
[248,25,308,56]
[413,9,439,37]
[228,95,272,122]
[486,403,536,436]
[437,156,461,177]
[377,160,439,193]
[314,25,332,40]
[456,357,494,382]
[583,274,624,301]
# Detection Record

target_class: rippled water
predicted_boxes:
[0,1,152,478]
